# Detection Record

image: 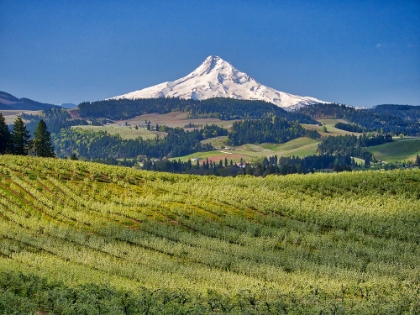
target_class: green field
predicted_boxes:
[235,138,319,158]
[173,138,320,164]
[118,111,238,130]
[303,118,361,136]
[200,135,229,148]
[368,137,420,162]
[0,155,419,314]
[177,137,320,163]
[171,149,244,163]
[72,124,159,140]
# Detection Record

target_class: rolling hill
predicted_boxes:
[0,155,419,314]
[0,91,60,111]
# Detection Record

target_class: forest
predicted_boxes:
[0,155,419,314]
[334,122,364,133]
[2,106,405,176]
[78,97,318,123]
[53,124,226,160]
[143,153,352,176]
[317,134,393,165]
[3,100,419,177]
[75,99,420,137]
[22,108,88,135]
[298,103,420,136]
[227,116,320,145]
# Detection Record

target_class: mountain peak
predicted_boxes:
[110,56,326,109]
[192,55,235,76]
[205,55,221,62]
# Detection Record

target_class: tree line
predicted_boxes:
[298,103,420,136]
[227,116,320,145]
[142,153,353,177]
[0,113,55,157]
[334,122,364,133]
[317,133,393,165]
[141,133,395,177]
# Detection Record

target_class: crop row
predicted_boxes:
[0,155,419,313]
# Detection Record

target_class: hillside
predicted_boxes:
[78,97,318,123]
[0,91,60,111]
[0,155,419,314]
[368,137,420,162]
[298,103,420,136]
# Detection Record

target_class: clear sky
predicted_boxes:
[0,0,419,107]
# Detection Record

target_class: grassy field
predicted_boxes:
[176,137,320,163]
[303,118,362,137]
[234,138,319,159]
[368,137,420,162]
[170,149,249,164]
[0,155,419,313]
[200,135,229,148]
[70,112,239,142]
[180,136,420,166]
[72,124,159,140]
[119,111,239,130]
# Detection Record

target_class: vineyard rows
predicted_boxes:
[0,155,419,314]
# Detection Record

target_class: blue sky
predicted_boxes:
[0,0,419,107]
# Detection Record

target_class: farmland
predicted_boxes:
[368,137,420,162]
[302,118,362,137]
[0,155,419,314]
[111,111,238,130]
[172,138,319,164]
[71,124,159,140]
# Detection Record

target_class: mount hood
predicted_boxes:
[111,56,326,109]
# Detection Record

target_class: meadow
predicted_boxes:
[115,112,238,130]
[368,137,420,162]
[0,155,419,314]
[302,119,361,137]
[71,124,159,140]
[175,137,319,164]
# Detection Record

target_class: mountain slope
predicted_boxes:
[0,91,60,110]
[111,56,326,109]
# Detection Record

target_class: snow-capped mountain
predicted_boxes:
[111,56,326,109]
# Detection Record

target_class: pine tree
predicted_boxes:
[10,116,31,155]
[0,113,10,154]
[33,119,55,157]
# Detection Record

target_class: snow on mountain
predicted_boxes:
[110,56,326,109]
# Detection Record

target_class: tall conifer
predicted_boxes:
[33,119,55,157]
[10,116,31,155]
[0,113,10,154]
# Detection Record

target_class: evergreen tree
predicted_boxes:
[10,116,31,155]
[0,113,10,154]
[33,120,55,157]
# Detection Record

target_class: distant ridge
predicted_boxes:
[110,56,327,109]
[0,91,60,111]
